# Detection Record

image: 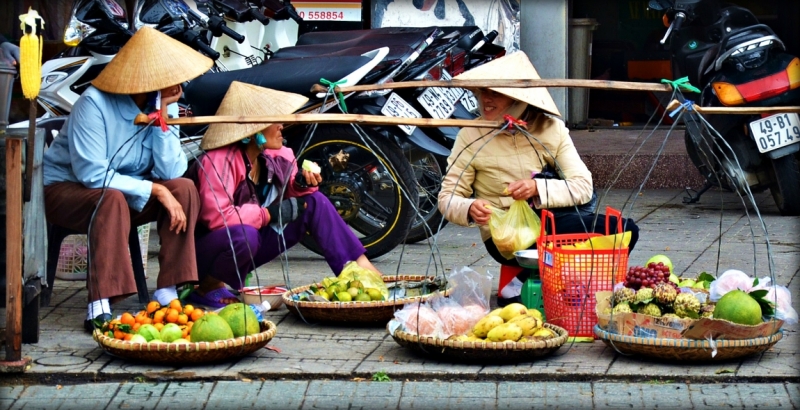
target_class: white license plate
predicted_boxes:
[749,113,800,153]
[380,92,421,135]
[417,86,464,119]
[460,89,479,114]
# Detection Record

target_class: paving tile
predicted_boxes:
[399,382,496,409]
[107,382,168,410]
[595,381,691,408]
[497,381,594,409]
[688,384,743,409]
[301,380,402,409]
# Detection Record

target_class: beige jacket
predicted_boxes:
[438,102,594,241]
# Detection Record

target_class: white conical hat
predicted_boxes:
[454,51,561,117]
[200,82,309,150]
[92,26,213,94]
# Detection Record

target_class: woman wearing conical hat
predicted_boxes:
[439,52,640,306]
[186,82,382,308]
[42,26,212,331]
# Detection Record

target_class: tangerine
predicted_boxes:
[183,304,195,316]
[113,329,125,340]
[166,309,180,324]
[169,299,183,311]
[120,312,136,326]
[132,323,141,332]
[124,333,134,341]
[141,317,153,325]
[146,301,162,315]
[177,313,189,326]
[190,309,204,321]
[154,322,164,331]
[108,319,121,331]
[134,311,149,324]
[153,310,166,324]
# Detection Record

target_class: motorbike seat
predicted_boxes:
[273,43,415,63]
[274,31,433,60]
[295,27,439,46]
[184,55,373,117]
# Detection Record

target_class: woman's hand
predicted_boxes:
[506,179,538,201]
[300,168,322,187]
[160,84,182,111]
[152,183,187,233]
[468,198,493,226]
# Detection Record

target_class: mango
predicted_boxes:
[472,315,504,338]
[508,315,542,337]
[527,309,543,321]
[486,323,523,342]
[487,308,503,317]
[498,303,528,322]
[532,327,556,340]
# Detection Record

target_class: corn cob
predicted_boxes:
[19,8,45,100]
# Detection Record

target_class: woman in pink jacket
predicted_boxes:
[187,82,381,307]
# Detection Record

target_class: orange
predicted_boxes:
[154,322,164,331]
[183,304,195,316]
[177,313,189,326]
[153,310,166,324]
[120,312,136,326]
[180,325,189,339]
[108,319,121,331]
[132,323,141,332]
[190,309,204,321]
[166,309,180,324]
[134,311,148,324]
[124,333,134,341]
[169,299,183,311]
[113,329,125,340]
[146,301,161,315]
[141,317,153,325]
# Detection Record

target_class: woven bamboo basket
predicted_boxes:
[389,321,569,363]
[282,275,445,325]
[593,325,782,361]
[92,321,277,364]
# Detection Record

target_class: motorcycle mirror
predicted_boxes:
[648,0,670,11]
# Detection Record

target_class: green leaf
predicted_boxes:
[697,272,716,283]
[309,284,319,293]
[372,371,391,382]
[715,368,735,374]
[117,324,132,333]
[753,277,759,287]
[749,289,768,300]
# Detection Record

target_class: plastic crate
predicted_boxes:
[56,224,151,280]
[537,207,629,338]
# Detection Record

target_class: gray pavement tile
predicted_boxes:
[149,381,215,409]
[605,354,741,379]
[206,380,307,409]
[788,383,800,408]
[736,348,800,379]
[594,381,690,409]
[688,384,743,409]
[497,381,594,409]
[12,384,119,410]
[399,382,497,409]
[301,380,402,410]
[0,385,25,400]
[735,383,794,408]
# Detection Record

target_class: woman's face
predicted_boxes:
[260,123,284,150]
[479,89,515,121]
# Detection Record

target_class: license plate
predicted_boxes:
[380,92,421,135]
[417,86,464,119]
[749,113,800,153]
[460,89,479,114]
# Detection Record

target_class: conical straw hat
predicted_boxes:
[92,26,213,94]
[454,51,561,117]
[200,82,310,150]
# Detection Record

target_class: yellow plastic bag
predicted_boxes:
[338,261,389,300]
[488,200,541,260]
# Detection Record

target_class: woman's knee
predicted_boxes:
[165,178,200,207]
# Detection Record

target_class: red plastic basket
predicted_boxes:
[537,207,630,338]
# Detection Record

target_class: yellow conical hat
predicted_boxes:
[200,82,309,150]
[454,51,561,117]
[92,26,213,94]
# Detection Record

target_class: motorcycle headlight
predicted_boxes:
[63,16,96,47]
[41,72,68,90]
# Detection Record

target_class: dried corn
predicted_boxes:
[19,8,45,100]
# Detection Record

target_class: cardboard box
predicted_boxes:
[595,291,784,340]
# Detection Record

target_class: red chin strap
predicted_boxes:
[147,110,169,132]
[503,114,527,130]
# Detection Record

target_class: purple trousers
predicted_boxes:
[194,191,366,289]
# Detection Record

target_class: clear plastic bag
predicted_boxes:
[429,295,476,338]
[488,200,541,260]
[393,301,444,338]
[446,266,492,314]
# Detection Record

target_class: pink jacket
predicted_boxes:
[192,144,317,231]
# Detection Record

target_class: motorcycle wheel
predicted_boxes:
[404,152,449,244]
[294,126,418,259]
[768,154,800,216]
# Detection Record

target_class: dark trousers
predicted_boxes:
[44,178,200,301]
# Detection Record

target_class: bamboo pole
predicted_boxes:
[134,113,504,128]
[5,137,23,362]
[666,99,800,115]
[309,79,675,94]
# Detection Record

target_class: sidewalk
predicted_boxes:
[1,188,797,385]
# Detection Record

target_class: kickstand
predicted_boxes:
[683,182,712,204]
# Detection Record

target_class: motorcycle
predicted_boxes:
[650,0,800,215]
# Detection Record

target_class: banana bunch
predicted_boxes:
[447,303,557,343]
[18,8,45,99]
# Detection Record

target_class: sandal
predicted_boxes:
[187,287,239,309]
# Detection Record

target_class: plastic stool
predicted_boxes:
[521,277,546,321]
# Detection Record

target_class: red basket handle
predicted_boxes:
[540,208,556,238]
[604,206,623,235]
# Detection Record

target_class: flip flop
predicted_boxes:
[187,287,239,309]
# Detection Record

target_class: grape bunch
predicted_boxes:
[624,262,673,290]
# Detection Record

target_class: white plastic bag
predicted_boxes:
[709,269,767,301]
[765,285,798,325]
[446,266,493,313]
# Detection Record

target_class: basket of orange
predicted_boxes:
[92,299,277,364]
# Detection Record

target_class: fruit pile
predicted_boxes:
[304,277,385,302]
[101,300,262,344]
[449,303,558,343]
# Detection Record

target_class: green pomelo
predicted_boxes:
[129,334,148,344]
[160,323,183,343]
[191,313,234,342]
[646,254,673,273]
[714,290,763,325]
[172,338,190,344]
[137,324,160,342]
[218,303,260,337]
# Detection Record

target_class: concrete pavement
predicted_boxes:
[1,188,797,389]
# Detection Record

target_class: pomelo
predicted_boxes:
[191,312,234,342]
[714,290,763,325]
[160,323,183,343]
[129,334,148,344]
[137,324,160,342]
[218,303,260,337]
[646,254,673,273]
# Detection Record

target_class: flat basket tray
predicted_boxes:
[92,321,277,365]
[389,322,569,363]
[593,325,782,361]
[282,275,444,325]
